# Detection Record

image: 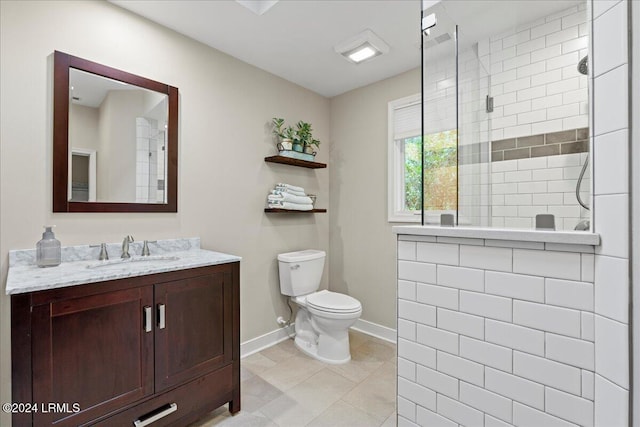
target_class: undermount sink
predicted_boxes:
[86,255,180,269]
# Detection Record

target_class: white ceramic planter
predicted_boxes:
[280,138,293,150]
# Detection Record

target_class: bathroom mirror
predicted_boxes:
[53,51,178,212]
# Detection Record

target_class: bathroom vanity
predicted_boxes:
[7,239,240,427]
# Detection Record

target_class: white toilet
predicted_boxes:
[278,249,362,364]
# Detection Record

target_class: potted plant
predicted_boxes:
[272,117,293,150]
[284,126,296,147]
[271,118,320,160]
[305,138,320,155]
[294,121,312,153]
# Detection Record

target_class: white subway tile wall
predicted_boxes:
[594,315,629,389]
[397,237,596,426]
[594,255,629,323]
[417,407,457,427]
[405,0,630,424]
[479,4,588,141]
[489,153,590,230]
[594,374,628,426]
[458,2,590,230]
[545,388,594,427]
[485,319,545,356]
[135,117,164,203]
[591,0,630,423]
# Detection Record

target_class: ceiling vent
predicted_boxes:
[235,0,279,15]
[422,32,453,50]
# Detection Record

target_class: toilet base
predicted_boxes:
[294,335,351,364]
[293,308,354,364]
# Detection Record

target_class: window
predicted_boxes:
[388,94,457,222]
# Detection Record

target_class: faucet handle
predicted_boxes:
[90,243,109,261]
[141,240,157,257]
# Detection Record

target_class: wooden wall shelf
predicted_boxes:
[264,155,327,169]
[265,208,327,213]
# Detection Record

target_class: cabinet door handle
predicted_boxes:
[143,306,152,333]
[133,402,177,427]
[157,304,166,329]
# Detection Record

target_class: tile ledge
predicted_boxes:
[392,225,600,246]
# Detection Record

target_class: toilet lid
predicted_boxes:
[306,290,361,313]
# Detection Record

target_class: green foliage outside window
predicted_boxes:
[403,130,458,211]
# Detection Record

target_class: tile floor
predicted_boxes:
[190,330,397,427]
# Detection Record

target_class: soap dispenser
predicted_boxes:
[37,226,61,267]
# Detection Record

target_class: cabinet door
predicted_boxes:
[31,287,154,426]
[154,270,233,391]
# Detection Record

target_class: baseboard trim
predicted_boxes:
[351,318,397,344]
[240,324,295,358]
[240,319,396,358]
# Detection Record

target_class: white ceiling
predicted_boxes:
[110,0,420,98]
[70,68,137,108]
[109,0,583,98]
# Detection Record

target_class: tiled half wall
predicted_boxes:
[396,235,597,427]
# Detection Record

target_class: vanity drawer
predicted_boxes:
[89,363,235,427]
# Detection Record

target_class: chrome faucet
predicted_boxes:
[121,235,134,259]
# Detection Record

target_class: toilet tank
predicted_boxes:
[277,250,326,296]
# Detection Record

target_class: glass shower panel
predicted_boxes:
[421,0,590,231]
[456,26,491,227]
[421,3,458,225]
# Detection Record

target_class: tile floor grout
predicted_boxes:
[189,330,397,427]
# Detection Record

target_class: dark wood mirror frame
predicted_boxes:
[53,51,178,212]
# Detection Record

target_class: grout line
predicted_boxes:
[594,311,630,327]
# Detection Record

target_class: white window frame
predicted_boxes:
[388,94,457,223]
[388,94,422,222]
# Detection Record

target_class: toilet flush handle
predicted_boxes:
[291,264,300,270]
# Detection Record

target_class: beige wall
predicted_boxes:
[69,103,99,152]
[98,90,142,201]
[0,1,330,423]
[329,68,419,329]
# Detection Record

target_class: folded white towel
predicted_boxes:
[276,183,305,193]
[274,187,306,197]
[268,192,313,205]
[268,201,313,211]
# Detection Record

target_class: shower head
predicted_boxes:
[577,56,588,75]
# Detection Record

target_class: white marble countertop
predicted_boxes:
[5,238,241,295]
[393,225,600,245]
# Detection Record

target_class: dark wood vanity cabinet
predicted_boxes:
[154,272,233,392]
[11,262,240,427]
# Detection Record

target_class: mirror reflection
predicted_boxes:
[68,69,168,204]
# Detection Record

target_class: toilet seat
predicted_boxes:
[306,290,361,314]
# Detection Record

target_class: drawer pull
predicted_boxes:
[133,402,177,427]
[143,306,152,333]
